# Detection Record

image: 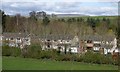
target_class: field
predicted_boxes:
[2,56,118,70]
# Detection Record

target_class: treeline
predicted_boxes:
[0,10,117,36]
[58,17,112,32]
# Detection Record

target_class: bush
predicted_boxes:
[26,45,58,60]
[78,51,114,65]
[2,45,11,56]
[81,51,95,63]
[10,47,21,57]
[26,45,42,58]
[40,49,58,60]
[2,45,21,57]
[2,45,118,66]
[55,54,77,61]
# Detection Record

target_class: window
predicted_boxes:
[102,41,105,44]
[17,37,20,40]
[47,45,50,48]
[87,40,92,43]
[94,44,101,47]
[47,39,50,41]
[10,38,13,40]
[25,39,29,41]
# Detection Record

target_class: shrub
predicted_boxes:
[2,45,21,57]
[40,49,58,60]
[2,45,11,56]
[78,51,114,65]
[55,54,77,61]
[10,47,21,57]
[2,45,118,66]
[26,45,42,58]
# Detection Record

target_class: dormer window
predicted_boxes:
[17,37,20,40]
[25,39,29,41]
[87,40,92,43]
[10,38,13,40]
[102,41,105,44]
[67,40,69,42]
[54,40,56,41]
[47,40,50,41]
[94,44,101,47]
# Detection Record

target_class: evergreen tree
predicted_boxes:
[0,10,6,32]
[42,16,50,26]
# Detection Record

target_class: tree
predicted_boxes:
[15,14,21,32]
[67,18,72,23]
[42,16,50,26]
[61,18,65,22]
[42,11,47,18]
[95,18,100,26]
[36,11,47,19]
[102,17,107,22]
[36,11,42,19]
[42,15,50,49]
[29,11,37,21]
[116,17,120,49]
[51,13,57,18]
[87,18,96,34]
[106,18,110,27]
[0,10,6,32]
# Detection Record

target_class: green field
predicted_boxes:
[2,56,118,70]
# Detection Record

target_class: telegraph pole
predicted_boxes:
[117,2,120,49]
[16,14,19,33]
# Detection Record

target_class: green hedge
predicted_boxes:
[77,51,118,65]
[2,45,21,57]
[2,45,118,65]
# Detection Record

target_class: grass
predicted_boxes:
[2,56,118,70]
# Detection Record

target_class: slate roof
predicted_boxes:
[57,43,71,46]
[101,44,113,48]
[2,33,29,38]
[39,34,74,40]
[79,34,115,41]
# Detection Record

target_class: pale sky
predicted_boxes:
[1,0,119,16]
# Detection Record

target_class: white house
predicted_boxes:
[70,46,79,53]
[2,33,31,48]
[39,34,80,53]
[93,43,101,52]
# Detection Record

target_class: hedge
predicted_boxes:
[2,45,119,65]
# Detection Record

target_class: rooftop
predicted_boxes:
[2,33,29,38]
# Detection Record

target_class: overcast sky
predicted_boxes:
[1,0,119,16]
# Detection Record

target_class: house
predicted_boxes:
[39,34,72,49]
[112,48,120,61]
[79,40,86,54]
[2,33,31,48]
[100,44,113,54]
[70,43,79,53]
[39,34,80,53]
[57,43,71,52]
[79,34,116,55]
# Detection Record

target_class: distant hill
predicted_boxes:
[56,14,88,17]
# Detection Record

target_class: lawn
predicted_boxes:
[2,56,118,70]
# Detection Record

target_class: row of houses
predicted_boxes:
[38,34,119,55]
[0,33,119,55]
[39,35,79,53]
[1,33,30,49]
